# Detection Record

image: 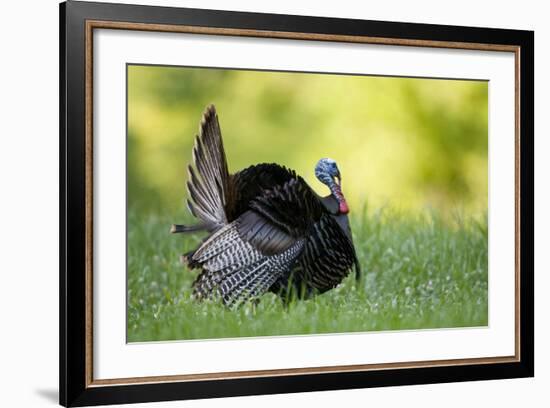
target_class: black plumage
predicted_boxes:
[172,105,360,307]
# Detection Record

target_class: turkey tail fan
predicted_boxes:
[186,104,231,231]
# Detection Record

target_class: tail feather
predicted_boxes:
[170,223,207,234]
[186,105,230,229]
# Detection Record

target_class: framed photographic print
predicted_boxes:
[59,0,534,406]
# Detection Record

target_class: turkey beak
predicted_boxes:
[335,174,341,187]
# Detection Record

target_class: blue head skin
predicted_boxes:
[315,158,349,214]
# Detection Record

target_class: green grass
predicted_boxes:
[127,207,488,342]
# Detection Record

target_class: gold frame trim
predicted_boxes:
[84,20,521,388]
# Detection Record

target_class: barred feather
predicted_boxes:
[191,221,304,307]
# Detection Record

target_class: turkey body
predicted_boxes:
[173,105,360,307]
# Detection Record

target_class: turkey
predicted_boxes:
[171,104,360,307]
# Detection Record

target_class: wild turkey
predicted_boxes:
[171,104,360,307]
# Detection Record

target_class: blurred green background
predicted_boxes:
[127,65,488,217]
[127,65,488,341]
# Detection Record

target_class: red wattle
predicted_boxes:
[339,200,349,214]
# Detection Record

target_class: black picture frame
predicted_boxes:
[60,1,534,406]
